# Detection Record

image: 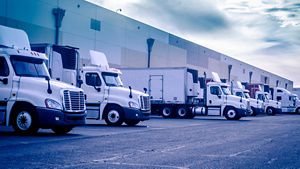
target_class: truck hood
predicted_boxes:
[108,86,148,101]
[16,77,83,108]
[267,99,281,108]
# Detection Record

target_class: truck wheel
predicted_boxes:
[162,107,173,118]
[125,120,140,126]
[176,107,188,118]
[296,108,300,114]
[104,106,124,126]
[12,107,39,135]
[250,107,257,116]
[225,108,239,120]
[51,127,73,135]
[266,107,275,116]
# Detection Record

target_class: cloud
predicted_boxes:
[86,0,300,87]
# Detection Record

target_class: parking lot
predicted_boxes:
[1,114,300,169]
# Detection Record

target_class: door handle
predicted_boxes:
[0,78,8,85]
[209,100,212,104]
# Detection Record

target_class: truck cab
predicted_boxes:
[0,25,86,134]
[256,91,281,115]
[271,87,300,113]
[199,72,248,120]
[231,81,263,116]
[243,90,264,116]
[30,45,150,126]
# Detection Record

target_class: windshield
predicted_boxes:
[257,94,265,102]
[10,55,49,78]
[102,72,123,87]
[264,94,270,100]
[236,91,245,98]
[244,92,250,99]
[221,86,231,95]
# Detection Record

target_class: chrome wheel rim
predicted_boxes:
[108,110,120,123]
[227,110,236,118]
[178,108,187,117]
[162,108,171,116]
[17,111,32,131]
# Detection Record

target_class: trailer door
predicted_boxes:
[149,75,163,101]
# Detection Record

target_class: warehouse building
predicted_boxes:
[0,0,294,90]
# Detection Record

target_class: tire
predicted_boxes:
[12,107,39,135]
[104,106,124,126]
[161,106,173,118]
[224,108,240,120]
[124,120,140,126]
[51,126,73,135]
[296,108,300,114]
[176,107,188,119]
[266,107,275,116]
[250,107,257,116]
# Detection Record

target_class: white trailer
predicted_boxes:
[271,87,300,113]
[121,67,199,118]
[31,44,151,126]
[0,25,86,135]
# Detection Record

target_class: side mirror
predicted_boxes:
[143,87,147,93]
[0,78,8,85]
[78,79,83,88]
[217,95,221,99]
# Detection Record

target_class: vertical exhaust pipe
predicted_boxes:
[53,8,65,45]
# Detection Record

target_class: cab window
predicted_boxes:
[210,86,221,95]
[86,73,101,86]
[0,57,9,77]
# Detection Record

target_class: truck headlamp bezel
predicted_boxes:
[128,101,140,109]
[45,98,62,110]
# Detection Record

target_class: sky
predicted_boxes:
[86,0,300,87]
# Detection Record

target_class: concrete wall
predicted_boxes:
[0,0,294,90]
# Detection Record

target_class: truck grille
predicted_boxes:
[63,90,85,112]
[140,96,151,111]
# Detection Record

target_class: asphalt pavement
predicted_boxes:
[0,114,300,169]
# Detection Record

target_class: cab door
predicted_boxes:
[81,72,105,119]
[206,85,223,115]
[0,56,12,124]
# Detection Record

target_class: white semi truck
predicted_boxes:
[231,81,264,116]
[121,67,199,118]
[270,87,300,113]
[244,83,281,115]
[197,72,248,120]
[31,44,151,126]
[0,25,86,134]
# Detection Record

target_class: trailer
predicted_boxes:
[121,67,199,118]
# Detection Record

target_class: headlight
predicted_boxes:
[45,98,62,110]
[129,101,140,109]
[240,104,246,109]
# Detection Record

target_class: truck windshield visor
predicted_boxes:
[221,86,231,95]
[10,55,50,78]
[102,72,123,87]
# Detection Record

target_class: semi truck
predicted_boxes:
[243,83,281,115]
[197,72,248,120]
[0,25,86,134]
[270,87,300,113]
[231,81,264,116]
[121,69,248,120]
[31,44,150,126]
[121,67,199,118]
